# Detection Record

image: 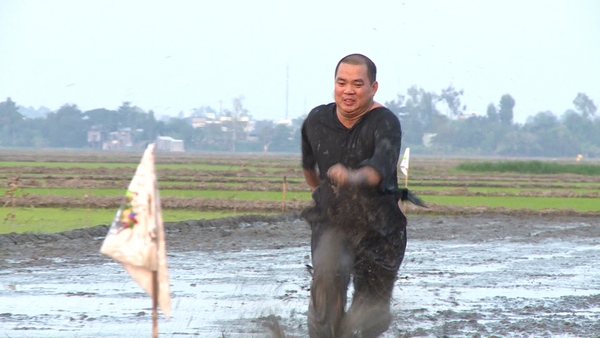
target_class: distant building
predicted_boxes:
[276,119,292,126]
[156,136,184,152]
[458,111,478,120]
[103,128,133,150]
[423,133,437,148]
[192,117,207,128]
[87,128,102,149]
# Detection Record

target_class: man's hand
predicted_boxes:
[327,164,351,187]
[327,164,381,188]
[302,167,319,190]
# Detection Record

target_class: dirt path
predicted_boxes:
[1,213,599,337]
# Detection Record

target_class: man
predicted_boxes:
[301,53,407,337]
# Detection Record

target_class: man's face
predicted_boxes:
[334,63,378,116]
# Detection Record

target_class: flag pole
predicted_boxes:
[282,176,287,212]
[403,170,408,213]
[152,270,158,338]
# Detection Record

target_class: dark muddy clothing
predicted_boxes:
[301,103,407,337]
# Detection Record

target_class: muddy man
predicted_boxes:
[301,53,409,337]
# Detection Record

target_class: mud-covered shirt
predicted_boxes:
[301,103,402,195]
[301,103,406,269]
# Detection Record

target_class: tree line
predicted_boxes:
[385,86,598,158]
[0,88,598,158]
[0,98,303,153]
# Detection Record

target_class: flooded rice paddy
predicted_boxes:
[1,214,599,337]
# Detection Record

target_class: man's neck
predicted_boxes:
[336,101,383,128]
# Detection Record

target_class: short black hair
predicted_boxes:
[335,53,377,84]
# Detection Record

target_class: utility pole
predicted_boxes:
[285,64,289,120]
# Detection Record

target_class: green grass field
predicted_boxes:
[423,195,599,211]
[11,187,312,200]
[0,161,289,172]
[2,157,599,234]
[410,186,600,195]
[0,207,268,235]
[457,160,600,175]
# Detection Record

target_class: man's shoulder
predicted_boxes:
[368,106,400,122]
[363,107,401,132]
[371,106,396,116]
[308,103,335,116]
[305,103,335,124]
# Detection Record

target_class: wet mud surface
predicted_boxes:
[1,213,599,337]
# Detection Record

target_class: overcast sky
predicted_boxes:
[1,0,599,123]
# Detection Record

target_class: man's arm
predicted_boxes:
[327,164,381,188]
[303,167,319,190]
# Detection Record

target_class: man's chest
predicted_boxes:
[311,126,375,168]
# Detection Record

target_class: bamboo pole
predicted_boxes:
[403,173,408,214]
[282,176,287,212]
[152,270,158,338]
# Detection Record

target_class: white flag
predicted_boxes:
[100,143,171,318]
[400,147,410,177]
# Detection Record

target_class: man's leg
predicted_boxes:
[340,226,407,338]
[340,261,396,338]
[308,228,354,338]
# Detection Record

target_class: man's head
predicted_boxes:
[334,54,379,119]
[334,53,377,84]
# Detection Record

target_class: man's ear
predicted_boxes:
[371,81,379,95]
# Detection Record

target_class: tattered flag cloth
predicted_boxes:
[100,143,171,318]
[400,147,410,177]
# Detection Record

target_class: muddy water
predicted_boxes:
[1,215,599,337]
[1,247,312,337]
